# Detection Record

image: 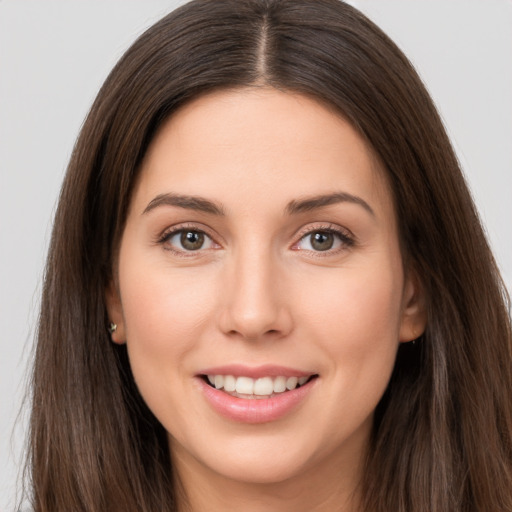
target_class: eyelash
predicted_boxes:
[292,223,355,255]
[156,223,355,257]
[157,223,219,257]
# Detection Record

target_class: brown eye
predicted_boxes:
[180,231,205,250]
[309,231,334,251]
[294,228,352,253]
[162,229,216,253]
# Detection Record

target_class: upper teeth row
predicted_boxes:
[207,375,309,395]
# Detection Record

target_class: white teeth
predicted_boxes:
[235,376,254,394]
[224,374,236,392]
[206,374,312,395]
[254,377,274,396]
[273,376,287,393]
[214,375,224,389]
[286,376,298,390]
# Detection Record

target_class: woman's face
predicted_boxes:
[107,88,425,489]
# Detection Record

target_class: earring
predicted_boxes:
[411,334,423,345]
[108,322,117,334]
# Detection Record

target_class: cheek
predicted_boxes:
[118,247,218,388]
[119,212,217,331]
[296,258,403,379]
[293,262,403,443]
[302,258,402,327]
[122,270,211,343]
[118,256,221,432]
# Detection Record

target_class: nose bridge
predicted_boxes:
[219,241,290,340]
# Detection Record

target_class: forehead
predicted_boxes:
[133,87,394,220]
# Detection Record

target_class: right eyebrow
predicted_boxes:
[285,191,375,218]
[142,193,226,216]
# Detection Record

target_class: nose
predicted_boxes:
[217,247,293,342]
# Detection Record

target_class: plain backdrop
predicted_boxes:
[1,1,511,510]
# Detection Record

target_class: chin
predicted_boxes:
[207,451,310,486]
[170,427,319,486]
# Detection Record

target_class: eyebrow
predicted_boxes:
[285,192,375,217]
[143,193,225,216]
[142,191,375,217]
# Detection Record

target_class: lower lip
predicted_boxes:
[198,377,316,424]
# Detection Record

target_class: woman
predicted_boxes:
[27,0,512,511]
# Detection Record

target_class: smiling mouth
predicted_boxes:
[202,374,318,399]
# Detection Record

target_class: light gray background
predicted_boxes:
[1,1,511,510]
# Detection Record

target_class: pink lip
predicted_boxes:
[197,375,317,424]
[198,364,314,379]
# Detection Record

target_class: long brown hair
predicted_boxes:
[28,1,512,510]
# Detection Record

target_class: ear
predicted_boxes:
[105,281,126,344]
[399,270,427,343]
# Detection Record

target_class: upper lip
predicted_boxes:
[197,364,316,379]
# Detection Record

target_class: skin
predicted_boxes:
[107,88,426,512]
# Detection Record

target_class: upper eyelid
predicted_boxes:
[156,221,355,249]
[157,225,220,255]
[294,222,354,240]
[291,223,356,253]
[159,222,218,242]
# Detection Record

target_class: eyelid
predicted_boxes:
[155,221,355,256]
[291,222,356,253]
[156,222,222,254]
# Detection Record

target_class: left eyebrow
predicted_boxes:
[285,192,375,217]
[142,193,225,216]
